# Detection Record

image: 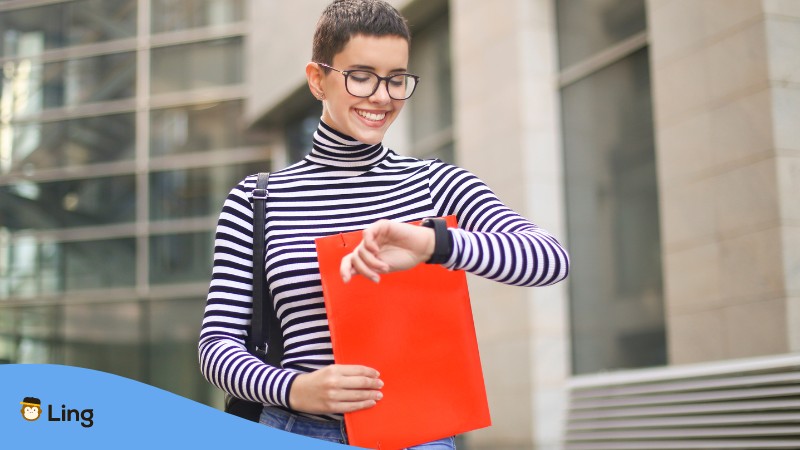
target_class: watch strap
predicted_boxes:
[421,218,452,264]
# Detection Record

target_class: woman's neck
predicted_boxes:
[306,120,389,168]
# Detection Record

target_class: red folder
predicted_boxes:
[315,216,491,450]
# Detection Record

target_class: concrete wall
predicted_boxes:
[244,0,328,126]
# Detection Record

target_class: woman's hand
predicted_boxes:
[288,364,384,414]
[340,219,435,283]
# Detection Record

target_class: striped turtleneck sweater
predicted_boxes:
[199,121,569,420]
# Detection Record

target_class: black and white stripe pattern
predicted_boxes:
[199,121,569,420]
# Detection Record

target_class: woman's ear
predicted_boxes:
[306,62,325,100]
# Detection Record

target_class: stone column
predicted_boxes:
[451,1,569,449]
[647,0,800,364]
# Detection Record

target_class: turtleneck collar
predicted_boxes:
[305,120,390,168]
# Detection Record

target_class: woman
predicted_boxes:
[199,0,569,447]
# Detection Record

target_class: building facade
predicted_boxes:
[0,0,269,406]
[1,0,798,449]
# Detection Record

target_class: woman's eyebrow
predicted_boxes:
[350,64,408,72]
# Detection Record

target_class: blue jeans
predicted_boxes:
[259,406,456,449]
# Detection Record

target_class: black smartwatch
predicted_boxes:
[420,218,453,264]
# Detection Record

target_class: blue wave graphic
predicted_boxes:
[0,364,359,449]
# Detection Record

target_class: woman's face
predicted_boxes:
[317,34,409,145]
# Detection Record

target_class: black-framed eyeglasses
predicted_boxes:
[316,62,420,100]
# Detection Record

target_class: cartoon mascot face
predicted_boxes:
[21,397,42,421]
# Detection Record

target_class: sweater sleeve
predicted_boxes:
[428,161,569,286]
[198,175,298,408]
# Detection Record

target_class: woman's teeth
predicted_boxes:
[357,110,386,121]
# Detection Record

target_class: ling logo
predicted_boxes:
[21,397,43,421]
[19,396,95,428]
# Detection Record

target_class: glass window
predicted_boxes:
[152,0,244,33]
[0,306,59,364]
[556,0,646,69]
[62,238,136,291]
[0,175,136,231]
[150,100,254,156]
[2,113,135,175]
[0,236,136,299]
[0,52,136,118]
[149,162,264,220]
[149,232,213,284]
[17,306,59,363]
[2,237,61,298]
[0,307,16,364]
[0,0,137,58]
[408,13,454,163]
[150,37,243,94]
[561,48,665,374]
[62,301,143,380]
[147,298,211,403]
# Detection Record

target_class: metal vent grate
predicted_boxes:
[564,354,800,449]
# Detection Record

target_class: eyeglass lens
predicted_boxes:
[346,71,417,100]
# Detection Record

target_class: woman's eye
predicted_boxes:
[350,74,371,83]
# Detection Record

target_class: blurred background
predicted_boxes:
[0,0,798,449]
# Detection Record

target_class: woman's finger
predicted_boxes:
[360,227,380,254]
[335,374,384,391]
[340,254,354,282]
[356,243,389,273]
[350,250,381,283]
[332,364,381,378]
[333,399,378,413]
[328,387,383,403]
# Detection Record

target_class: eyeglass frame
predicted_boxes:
[314,62,420,100]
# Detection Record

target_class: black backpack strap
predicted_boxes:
[249,172,284,367]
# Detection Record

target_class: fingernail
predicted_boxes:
[376,392,383,400]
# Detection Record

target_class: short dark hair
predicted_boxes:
[312,0,411,71]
